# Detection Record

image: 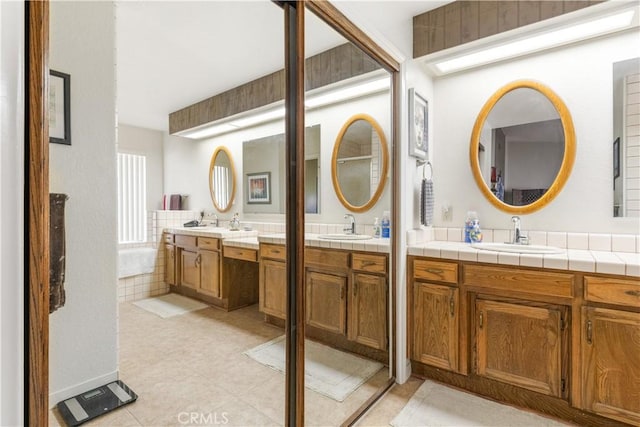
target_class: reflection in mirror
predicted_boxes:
[332,114,388,212]
[613,57,640,217]
[471,81,575,214]
[242,125,320,214]
[209,147,236,213]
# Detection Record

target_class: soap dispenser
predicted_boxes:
[229,213,240,231]
[464,211,482,243]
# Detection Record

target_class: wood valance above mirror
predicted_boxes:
[469,80,576,214]
[332,114,389,213]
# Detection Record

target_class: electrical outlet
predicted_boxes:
[442,203,452,222]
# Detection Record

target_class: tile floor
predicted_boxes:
[50,300,395,427]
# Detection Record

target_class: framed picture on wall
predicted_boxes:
[408,88,428,159]
[247,172,271,204]
[49,70,71,145]
[613,137,620,179]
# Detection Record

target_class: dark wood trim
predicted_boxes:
[305,0,400,73]
[341,377,395,427]
[25,1,50,425]
[284,2,305,426]
[413,0,604,58]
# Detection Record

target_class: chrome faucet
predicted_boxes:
[211,213,219,227]
[343,214,356,235]
[511,216,528,244]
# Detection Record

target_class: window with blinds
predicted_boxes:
[117,153,147,243]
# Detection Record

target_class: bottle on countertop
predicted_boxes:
[373,217,381,238]
[229,212,240,231]
[381,211,390,238]
[464,210,482,243]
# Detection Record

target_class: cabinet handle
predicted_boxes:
[449,291,455,317]
[360,261,376,268]
[625,290,640,297]
[479,311,484,329]
[426,268,443,275]
[341,286,346,300]
[586,320,593,345]
[195,254,201,267]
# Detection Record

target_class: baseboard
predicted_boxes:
[49,370,118,409]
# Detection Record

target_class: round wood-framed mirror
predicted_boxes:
[470,80,576,214]
[331,113,389,213]
[209,146,236,213]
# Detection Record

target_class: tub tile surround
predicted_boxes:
[407,227,640,277]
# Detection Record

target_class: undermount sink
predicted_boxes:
[317,234,373,241]
[471,242,565,254]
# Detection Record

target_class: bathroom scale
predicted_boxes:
[57,380,137,426]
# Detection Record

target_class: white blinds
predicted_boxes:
[117,153,147,243]
[213,165,230,208]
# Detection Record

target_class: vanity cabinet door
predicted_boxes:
[412,282,459,372]
[305,271,347,335]
[199,249,220,298]
[582,307,640,426]
[165,244,176,285]
[259,259,286,319]
[349,273,387,350]
[475,299,566,398]
[181,249,200,290]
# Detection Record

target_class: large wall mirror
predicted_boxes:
[243,125,321,214]
[331,113,389,213]
[613,57,640,217]
[470,80,576,214]
[209,146,236,213]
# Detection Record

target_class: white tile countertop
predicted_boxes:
[165,226,259,239]
[222,236,259,250]
[258,233,391,254]
[408,241,640,277]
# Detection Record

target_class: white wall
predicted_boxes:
[49,1,118,405]
[432,30,640,234]
[163,90,392,226]
[118,123,164,211]
[0,1,24,424]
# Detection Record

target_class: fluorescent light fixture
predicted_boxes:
[230,107,285,128]
[177,122,238,139]
[305,77,389,108]
[435,9,635,74]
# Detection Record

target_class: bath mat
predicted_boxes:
[244,335,383,402]
[391,380,569,427]
[133,293,208,318]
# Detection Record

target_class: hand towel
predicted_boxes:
[421,178,434,226]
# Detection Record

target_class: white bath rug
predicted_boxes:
[391,380,570,427]
[244,335,383,402]
[133,293,209,318]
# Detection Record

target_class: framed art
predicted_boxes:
[613,137,620,179]
[408,88,428,159]
[247,172,271,204]
[49,70,71,145]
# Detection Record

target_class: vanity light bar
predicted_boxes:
[435,9,636,74]
[177,76,390,139]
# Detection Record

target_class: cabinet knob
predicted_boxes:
[449,291,455,317]
[586,320,593,345]
[479,311,484,328]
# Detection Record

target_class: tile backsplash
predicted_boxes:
[408,227,640,253]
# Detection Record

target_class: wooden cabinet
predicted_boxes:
[258,244,389,352]
[582,275,640,426]
[180,248,199,290]
[475,299,566,398]
[164,243,176,285]
[412,282,458,372]
[306,271,347,335]
[174,235,221,298]
[199,249,220,298]
[259,259,286,319]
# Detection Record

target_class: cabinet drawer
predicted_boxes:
[175,234,196,248]
[224,246,257,262]
[306,248,349,269]
[585,276,640,308]
[352,253,387,274]
[414,259,458,284]
[463,265,574,299]
[198,236,220,251]
[260,244,286,261]
[163,233,174,244]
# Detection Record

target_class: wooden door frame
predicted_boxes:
[25,1,50,425]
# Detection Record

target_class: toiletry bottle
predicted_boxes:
[464,211,478,243]
[373,217,381,238]
[381,211,390,238]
